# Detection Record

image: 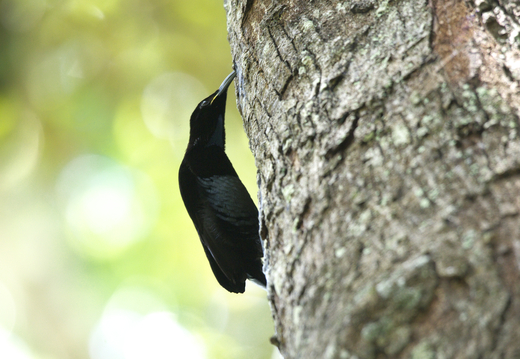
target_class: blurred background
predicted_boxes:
[0,0,279,358]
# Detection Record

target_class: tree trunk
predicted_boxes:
[224,0,520,358]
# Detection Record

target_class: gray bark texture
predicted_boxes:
[224,0,520,358]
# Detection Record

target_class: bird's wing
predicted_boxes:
[179,160,257,292]
[196,174,259,269]
[201,242,245,293]
[197,175,258,237]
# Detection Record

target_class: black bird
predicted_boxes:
[178,70,266,293]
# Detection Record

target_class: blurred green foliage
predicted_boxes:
[0,0,276,358]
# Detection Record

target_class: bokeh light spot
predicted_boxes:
[0,283,16,335]
[0,327,34,359]
[90,285,206,359]
[141,72,206,144]
[26,39,107,112]
[56,154,159,260]
[90,310,206,359]
[69,179,132,237]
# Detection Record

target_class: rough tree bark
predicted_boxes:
[224,0,520,358]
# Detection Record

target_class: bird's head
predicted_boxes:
[188,71,236,150]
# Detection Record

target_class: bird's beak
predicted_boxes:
[211,70,236,104]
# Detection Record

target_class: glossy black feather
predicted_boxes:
[179,71,266,293]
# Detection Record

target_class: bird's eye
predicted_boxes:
[201,99,211,107]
